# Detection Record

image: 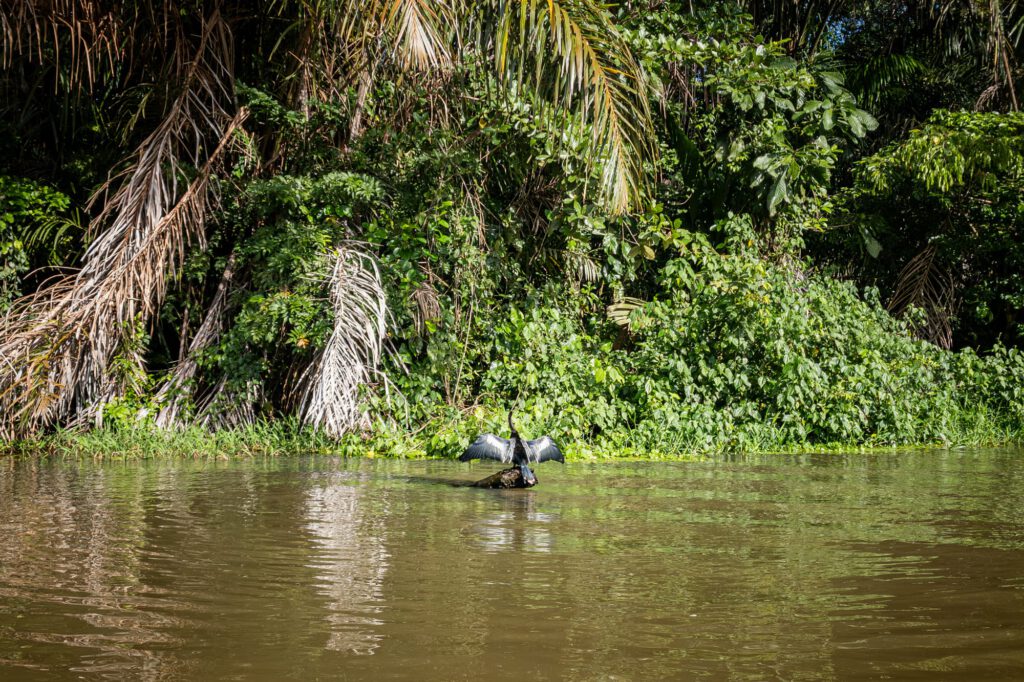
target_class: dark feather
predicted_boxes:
[527,436,563,463]
[459,434,511,463]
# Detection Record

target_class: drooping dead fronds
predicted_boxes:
[607,296,646,332]
[0,111,246,434]
[152,252,239,429]
[511,170,560,234]
[0,12,243,437]
[410,280,441,336]
[195,376,262,430]
[381,0,451,71]
[282,0,451,106]
[888,244,958,348]
[331,0,451,74]
[0,0,126,89]
[563,249,601,284]
[300,248,388,438]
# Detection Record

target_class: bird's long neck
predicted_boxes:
[508,408,518,440]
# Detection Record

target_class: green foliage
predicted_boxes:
[101,316,157,429]
[368,252,1024,456]
[3,1,1024,455]
[200,171,386,402]
[0,176,73,307]
[626,254,1023,448]
[825,111,1024,347]
[857,111,1024,195]
[2,420,343,460]
[624,7,876,253]
[478,296,630,442]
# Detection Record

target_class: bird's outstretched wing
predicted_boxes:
[459,434,512,463]
[527,436,564,463]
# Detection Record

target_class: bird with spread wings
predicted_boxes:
[459,408,563,486]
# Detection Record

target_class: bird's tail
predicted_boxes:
[519,463,537,486]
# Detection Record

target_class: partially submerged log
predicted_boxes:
[471,466,537,489]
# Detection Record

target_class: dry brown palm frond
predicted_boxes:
[299,247,388,437]
[331,0,451,72]
[0,12,243,438]
[511,170,560,234]
[271,0,452,144]
[410,279,441,336]
[86,9,234,239]
[461,180,488,247]
[347,66,376,141]
[152,252,240,429]
[1,0,127,89]
[381,0,451,71]
[290,0,450,96]
[607,296,646,331]
[888,244,958,349]
[0,110,247,434]
[195,376,261,430]
[976,82,1003,110]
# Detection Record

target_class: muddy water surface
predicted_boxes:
[1,450,1023,680]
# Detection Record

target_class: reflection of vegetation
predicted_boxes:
[7,453,1022,677]
[1,1,1023,453]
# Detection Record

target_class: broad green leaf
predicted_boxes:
[767,173,788,214]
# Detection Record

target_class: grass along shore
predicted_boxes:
[3,414,1021,462]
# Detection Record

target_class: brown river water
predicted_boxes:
[1,450,1023,680]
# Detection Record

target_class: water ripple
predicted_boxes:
[0,452,1022,680]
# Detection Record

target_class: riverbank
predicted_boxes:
[3,418,1021,461]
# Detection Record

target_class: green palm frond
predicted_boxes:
[22,209,83,265]
[888,244,957,349]
[489,0,653,214]
[846,53,927,107]
[277,0,652,212]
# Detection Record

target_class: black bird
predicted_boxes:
[459,408,564,485]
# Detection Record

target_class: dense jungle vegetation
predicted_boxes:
[2,0,1024,457]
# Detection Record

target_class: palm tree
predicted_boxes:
[0,0,654,438]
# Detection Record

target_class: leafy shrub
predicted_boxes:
[360,252,1023,457]
[0,176,73,308]
[623,253,1023,449]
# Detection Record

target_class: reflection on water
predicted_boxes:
[305,474,389,655]
[0,451,1023,680]
[469,491,556,553]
